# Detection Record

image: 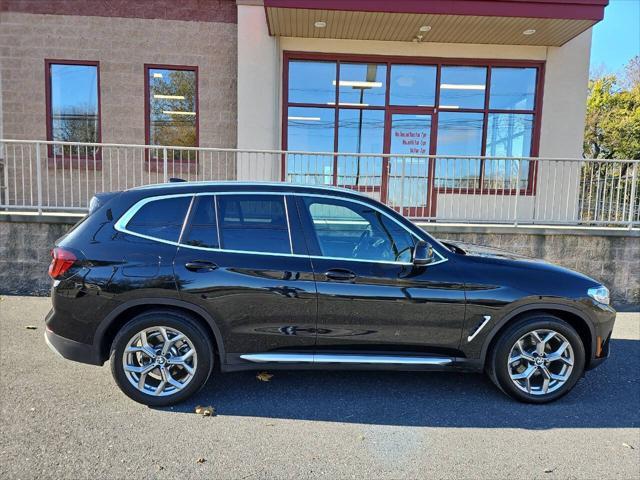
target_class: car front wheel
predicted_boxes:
[110,310,213,406]
[487,314,585,403]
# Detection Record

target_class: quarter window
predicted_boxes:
[127,196,191,242]
[303,197,414,262]
[217,195,291,254]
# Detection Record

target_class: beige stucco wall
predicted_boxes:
[236,5,592,224]
[0,11,237,147]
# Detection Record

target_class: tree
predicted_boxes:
[584,56,640,160]
[581,57,640,224]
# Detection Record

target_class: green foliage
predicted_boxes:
[584,56,640,160]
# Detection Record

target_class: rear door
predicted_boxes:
[174,193,317,364]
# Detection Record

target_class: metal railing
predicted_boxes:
[1,139,638,228]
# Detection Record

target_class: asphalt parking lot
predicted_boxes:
[0,296,639,480]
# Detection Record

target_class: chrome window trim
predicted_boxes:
[113,190,448,266]
[177,195,197,245]
[213,195,222,248]
[283,196,294,254]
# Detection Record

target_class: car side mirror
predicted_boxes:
[413,240,434,266]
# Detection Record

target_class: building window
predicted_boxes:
[45,60,100,158]
[283,54,542,202]
[145,65,198,162]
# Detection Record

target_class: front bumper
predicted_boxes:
[45,327,103,366]
[585,301,616,370]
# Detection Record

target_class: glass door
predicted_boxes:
[383,111,436,218]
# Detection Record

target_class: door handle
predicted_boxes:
[325,269,356,281]
[185,261,218,272]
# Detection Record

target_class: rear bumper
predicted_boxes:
[45,327,103,366]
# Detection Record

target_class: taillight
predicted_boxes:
[48,247,77,279]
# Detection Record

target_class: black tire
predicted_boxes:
[487,314,585,404]
[110,310,214,406]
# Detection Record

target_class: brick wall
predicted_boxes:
[0,11,237,147]
[1,217,638,308]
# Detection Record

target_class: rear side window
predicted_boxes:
[182,196,219,248]
[217,194,290,254]
[126,196,191,242]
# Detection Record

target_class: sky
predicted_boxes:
[590,0,640,74]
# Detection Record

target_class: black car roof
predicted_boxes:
[129,181,372,200]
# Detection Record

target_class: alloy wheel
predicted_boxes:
[122,326,198,397]
[507,329,574,395]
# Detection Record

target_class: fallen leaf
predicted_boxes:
[357,434,365,441]
[196,458,206,464]
[622,443,635,449]
[195,405,216,417]
[25,326,38,330]
[256,372,273,382]
[544,468,555,474]
[265,422,275,427]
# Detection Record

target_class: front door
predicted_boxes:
[383,111,437,218]
[296,194,465,357]
[174,193,317,363]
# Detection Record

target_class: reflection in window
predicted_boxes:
[338,63,387,107]
[484,114,533,189]
[305,198,414,262]
[289,60,336,104]
[490,68,537,110]
[337,109,384,187]
[147,67,197,161]
[48,63,99,156]
[127,196,191,242]
[436,112,483,188]
[439,66,487,109]
[217,195,290,254]
[287,107,335,185]
[390,65,436,106]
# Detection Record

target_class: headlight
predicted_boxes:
[588,285,610,305]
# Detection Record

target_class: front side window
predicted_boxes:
[217,195,290,254]
[127,196,191,242]
[146,66,198,161]
[47,61,100,156]
[303,197,414,262]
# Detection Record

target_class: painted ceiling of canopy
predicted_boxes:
[261,0,609,46]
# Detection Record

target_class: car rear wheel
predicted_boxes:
[487,314,585,403]
[110,310,213,406]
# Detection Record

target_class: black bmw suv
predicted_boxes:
[45,182,616,405]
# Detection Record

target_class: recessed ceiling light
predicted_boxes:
[419,25,432,32]
[314,21,327,28]
[523,29,536,35]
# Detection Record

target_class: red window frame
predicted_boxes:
[281,51,545,198]
[144,64,199,172]
[44,59,102,168]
